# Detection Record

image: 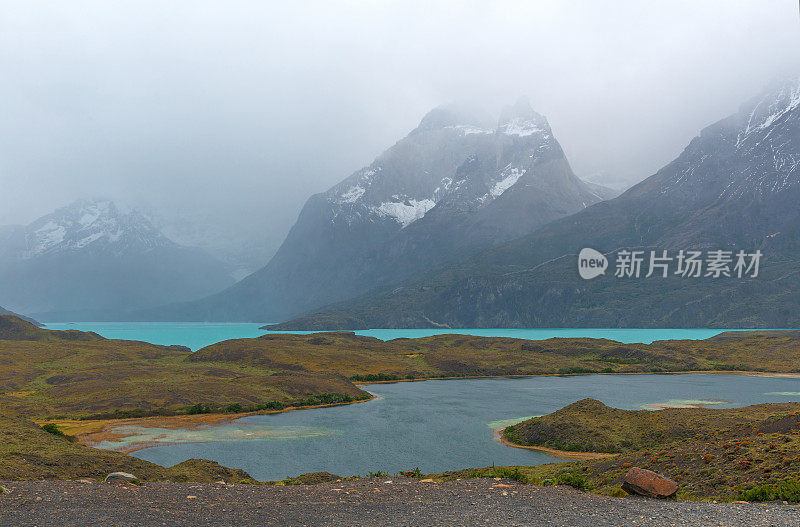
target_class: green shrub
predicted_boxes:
[41,423,65,436]
[493,467,528,482]
[187,403,212,415]
[557,367,596,375]
[739,479,800,502]
[350,373,400,382]
[254,401,285,411]
[543,471,589,491]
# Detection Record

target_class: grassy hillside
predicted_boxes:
[0,315,371,481]
[493,399,800,501]
[0,316,367,420]
[0,315,100,341]
[194,330,800,380]
[0,306,41,326]
[5,315,800,421]
[504,399,800,453]
[0,408,254,482]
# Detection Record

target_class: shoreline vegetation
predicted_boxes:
[492,426,619,460]
[3,314,800,498]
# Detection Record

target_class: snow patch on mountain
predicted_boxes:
[500,118,548,137]
[334,167,380,204]
[738,78,800,147]
[434,177,455,196]
[33,222,66,252]
[339,185,366,203]
[490,167,526,197]
[373,198,437,228]
[444,125,494,135]
[757,83,800,130]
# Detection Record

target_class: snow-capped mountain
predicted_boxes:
[4,200,172,259]
[271,76,800,330]
[323,99,574,232]
[0,199,235,319]
[624,75,800,252]
[150,98,607,322]
[638,77,800,203]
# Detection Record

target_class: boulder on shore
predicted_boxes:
[622,467,678,499]
[104,472,139,485]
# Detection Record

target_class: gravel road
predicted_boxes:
[2,478,799,526]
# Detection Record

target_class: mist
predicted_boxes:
[1,0,798,258]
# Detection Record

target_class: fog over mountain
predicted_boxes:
[144,98,606,322]
[1,1,798,252]
[273,77,800,330]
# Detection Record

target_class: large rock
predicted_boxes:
[104,472,140,485]
[622,467,678,498]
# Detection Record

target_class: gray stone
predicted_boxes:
[104,472,139,485]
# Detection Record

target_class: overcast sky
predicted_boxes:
[1,1,799,254]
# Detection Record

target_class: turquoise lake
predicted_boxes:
[43,322,749,350]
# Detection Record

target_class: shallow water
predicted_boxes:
[93,373,800,481]
[43,322,754,351]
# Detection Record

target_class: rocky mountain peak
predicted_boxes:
[497,97,551,137]
[736,75,800,146]
[326,99,565,224]
[23,198,171,258]
[643,76,800,205]
[413,104,493,134]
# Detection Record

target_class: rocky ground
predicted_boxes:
[2,478,800,527]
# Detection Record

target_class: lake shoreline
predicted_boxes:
[492,426,618,460]
[49,395,376,453]
[354,369,799,385]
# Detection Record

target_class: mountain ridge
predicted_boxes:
[0,199,235,320]
[268,77,800,330]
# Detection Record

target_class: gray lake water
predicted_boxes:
[113,373,800,481]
